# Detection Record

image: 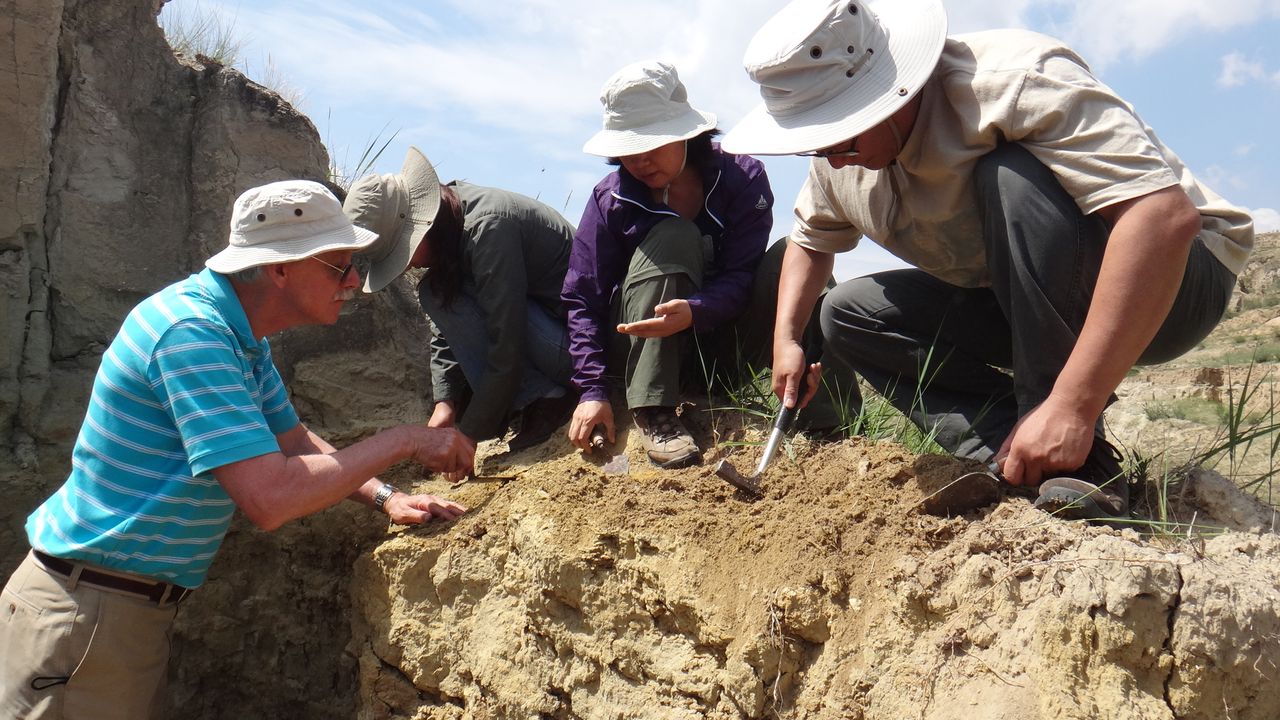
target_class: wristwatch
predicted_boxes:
[372,483,401,512]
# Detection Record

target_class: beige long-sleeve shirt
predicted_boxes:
[791,29,1254,287]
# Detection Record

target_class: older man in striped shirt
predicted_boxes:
[1,180,475,719]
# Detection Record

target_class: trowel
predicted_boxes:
[715,374,808,499]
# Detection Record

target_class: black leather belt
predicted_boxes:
[33,551,192,606]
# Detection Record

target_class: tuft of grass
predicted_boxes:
[699,342,945,457]
[158,1,244,66]
[158,3,305,109]
[326,116,400,191]
[1213,343,1280,366]
[1130,357,1280,535]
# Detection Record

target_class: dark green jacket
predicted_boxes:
[421,181,574,440]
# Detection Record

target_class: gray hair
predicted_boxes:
[228,265,265,283]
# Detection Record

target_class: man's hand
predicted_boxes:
[771,340,822,410]
[616,299,693,338]
[383,492,467,525]
[424,404,471,482]
[408,426,476,478]
[996,395,1096,486]
[428,400,457,428]
[568,399,614,451]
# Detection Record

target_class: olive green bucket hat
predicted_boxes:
[342,146,442,292]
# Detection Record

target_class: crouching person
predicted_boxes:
[345,147,579,456]
[0,180,473,720]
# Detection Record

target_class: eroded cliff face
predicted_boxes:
[1,1,430,718]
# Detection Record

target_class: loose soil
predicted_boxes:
[347,409,1280,720]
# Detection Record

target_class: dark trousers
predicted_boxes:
[819,143,1236,464]
[614,218,856,429]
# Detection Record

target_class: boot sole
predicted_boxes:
[648,450,702,469]
[1034,480,1130,529]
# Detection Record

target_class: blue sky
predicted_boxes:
[163,0,1280,280]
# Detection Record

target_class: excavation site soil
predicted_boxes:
[347,409,1280,720]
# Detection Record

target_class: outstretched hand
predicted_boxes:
[384,492,467,525]
[616,299,693,338]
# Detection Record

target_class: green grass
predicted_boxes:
[1143,397,1225,425]
[703,333,1280,533]
[1212,343,1280,366]
[699,345,946,457]
[1222,293,1280,319]
[1128,359,1280,536]
[326,117,400,191]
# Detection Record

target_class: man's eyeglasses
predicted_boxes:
[310,256,358,283]
[796,138,859,159]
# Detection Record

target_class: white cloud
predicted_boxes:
[167,0,1278,235]
[1027,0,1280,69]
[1219,52,1269,87]
[1252,208,1280,233]
[1202,164,1249,192]
[1234,144,1256,157]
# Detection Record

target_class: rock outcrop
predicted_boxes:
[351,439,1280,720]
[1,1,431,718]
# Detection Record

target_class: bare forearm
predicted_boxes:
[279,426,386,508]
[217,424,471,531]
[1051,188,1199,420]
[775,241,835,345]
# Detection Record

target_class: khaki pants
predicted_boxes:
[0,552,177,719]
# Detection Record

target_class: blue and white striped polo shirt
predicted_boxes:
[27,269,299,588]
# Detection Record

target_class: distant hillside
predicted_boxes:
[1110,230,1280,497]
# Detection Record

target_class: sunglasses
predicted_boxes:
[310,256,358,283]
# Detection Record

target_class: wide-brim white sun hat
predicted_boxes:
[342,146,442,293]
[206,179,378,273]
[583,59,718,158]
[721,0,947,156]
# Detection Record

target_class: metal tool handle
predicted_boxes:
[775,366,810,432]
[753,370,810,477]
[589,423,608,452]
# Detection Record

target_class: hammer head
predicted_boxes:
[714,458,763,499]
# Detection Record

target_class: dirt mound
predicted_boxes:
[348,423,1280,719]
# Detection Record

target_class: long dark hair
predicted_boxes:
[607,129,721,177]
[423,184,465,308]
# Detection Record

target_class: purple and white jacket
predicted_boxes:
[561,146,774,402]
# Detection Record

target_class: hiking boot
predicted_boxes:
[508,391,577,452]
[633,406,701,468]
[1033,437,1130,526]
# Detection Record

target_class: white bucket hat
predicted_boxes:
[342,146,442,293]
[721,0,947,156]
[206,179,378,273]
[583,60,717,158]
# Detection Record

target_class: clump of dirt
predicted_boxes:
[348,417,1280,720]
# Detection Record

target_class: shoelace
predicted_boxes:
[644,410,683,443]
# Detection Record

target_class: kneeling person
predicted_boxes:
[0,180,474,719]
